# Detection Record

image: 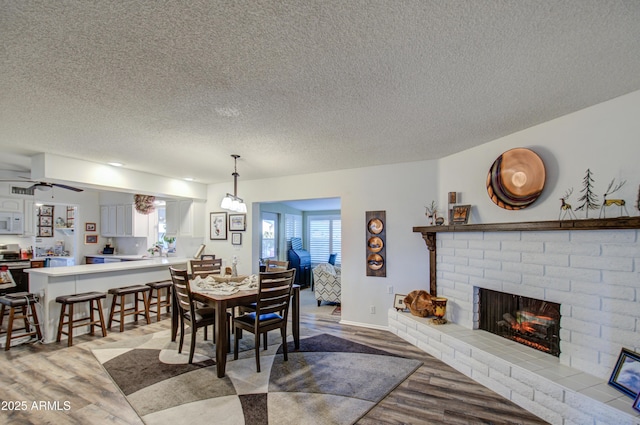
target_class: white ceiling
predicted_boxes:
[1,1,640,185]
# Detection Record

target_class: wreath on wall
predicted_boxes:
[134,194,156,215]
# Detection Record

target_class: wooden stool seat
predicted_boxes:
[146,280,172,322]
[0,292,43,351]
[55,291,107,347]
[107,285,151,332]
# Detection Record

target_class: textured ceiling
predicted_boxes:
[1,0,640,185]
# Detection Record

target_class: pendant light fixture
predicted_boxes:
[220,154,247,213]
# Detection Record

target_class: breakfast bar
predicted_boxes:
[26,257,188,343]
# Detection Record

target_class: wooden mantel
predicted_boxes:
[413,216,640,296]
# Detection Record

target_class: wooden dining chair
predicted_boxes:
[190,258,222,279]
[264,259,289,272]
[169,267,218,364]
[233,268,296,372]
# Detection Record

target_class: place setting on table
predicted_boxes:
[190,273,258,295]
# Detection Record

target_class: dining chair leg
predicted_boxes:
[233,326,240,360]
[178,319,185,354]
[189,326,197,364]
[255,334,261,373]
[263,332,268,350]
[281,326,288,361]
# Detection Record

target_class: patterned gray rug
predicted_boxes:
[92,330,421,425]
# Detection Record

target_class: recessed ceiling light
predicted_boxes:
[108,162,124,167]
[184,177,194,181]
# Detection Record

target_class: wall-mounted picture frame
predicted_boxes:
[451,204,471,225]
[231,232,242,245]
[85,222,96,231]
[40,205,53,216]
[608,348,640,398]
[210,212,228,240]
[39,216,52,226]
[634,392,640,413]
[85,234,98,244]
[229,214,246,231]
[394,294,407,311]
[38,227,52,237]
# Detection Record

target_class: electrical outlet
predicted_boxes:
[387,285,393,294]
[369,305,375,314]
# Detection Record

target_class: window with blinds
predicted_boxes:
[308,215,341,265]
[285,213,302,247]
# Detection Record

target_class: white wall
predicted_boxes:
[439,90,640,224]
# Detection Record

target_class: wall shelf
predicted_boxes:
[413,216,640,296]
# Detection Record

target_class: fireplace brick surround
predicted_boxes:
[394,220,640,424]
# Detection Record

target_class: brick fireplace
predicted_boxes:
[390,218,640,424]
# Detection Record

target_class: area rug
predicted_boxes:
[92,330,421,425]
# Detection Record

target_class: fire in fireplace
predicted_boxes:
[479,288,561,357]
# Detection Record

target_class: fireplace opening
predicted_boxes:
[479,288,561,357]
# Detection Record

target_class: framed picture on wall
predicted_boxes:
[210,212,228,240]
[229,214,246,231]
[231,232,242,245]
[85,222,96,231]
[85,234,98,244]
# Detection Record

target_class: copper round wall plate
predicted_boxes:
[367,236,383,253]
[486,148,546,210]
[368,218,383,234]
[367,253,384,270]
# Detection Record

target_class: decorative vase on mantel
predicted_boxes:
[430,297,448,325]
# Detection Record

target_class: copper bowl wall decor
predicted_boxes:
[367,236,384,253]
[486,148,546,210]
[367,218,383,234]
[367,253,384,270]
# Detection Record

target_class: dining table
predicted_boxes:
[171,278,300,378]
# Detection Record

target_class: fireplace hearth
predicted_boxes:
[479,288,561,357]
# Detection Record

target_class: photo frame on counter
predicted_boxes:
[85,234,98,244]
[608,348,640,398]
[210,212,228,240]
[231,232,242,245]
[394,294,407,311]
[85,222,96,232]
[229,214,246,231]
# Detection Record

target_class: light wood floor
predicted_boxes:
[0,290,548,424]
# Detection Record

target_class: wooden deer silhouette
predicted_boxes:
[559,188,577,220]
[599,179,628,218]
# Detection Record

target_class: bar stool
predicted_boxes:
[55,291,108,347]
[0,292,43,351]
[107,285,151,332]
[146,280,172,322]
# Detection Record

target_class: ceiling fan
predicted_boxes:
[0,176,84,192]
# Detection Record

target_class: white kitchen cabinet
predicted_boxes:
[124,204,150,237]
[23,199,36,236]
[0,197,23,212]
[165,200,204,237]
[100,204,150,237]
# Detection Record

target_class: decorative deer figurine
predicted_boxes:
[559,188,577,220]
[599,179,628,218]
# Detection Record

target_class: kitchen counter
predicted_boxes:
[85,254,150,261]
[27,257,189,343]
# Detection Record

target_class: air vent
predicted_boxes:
[11,186,35,195]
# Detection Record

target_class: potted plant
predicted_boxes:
[163,235,176,252]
